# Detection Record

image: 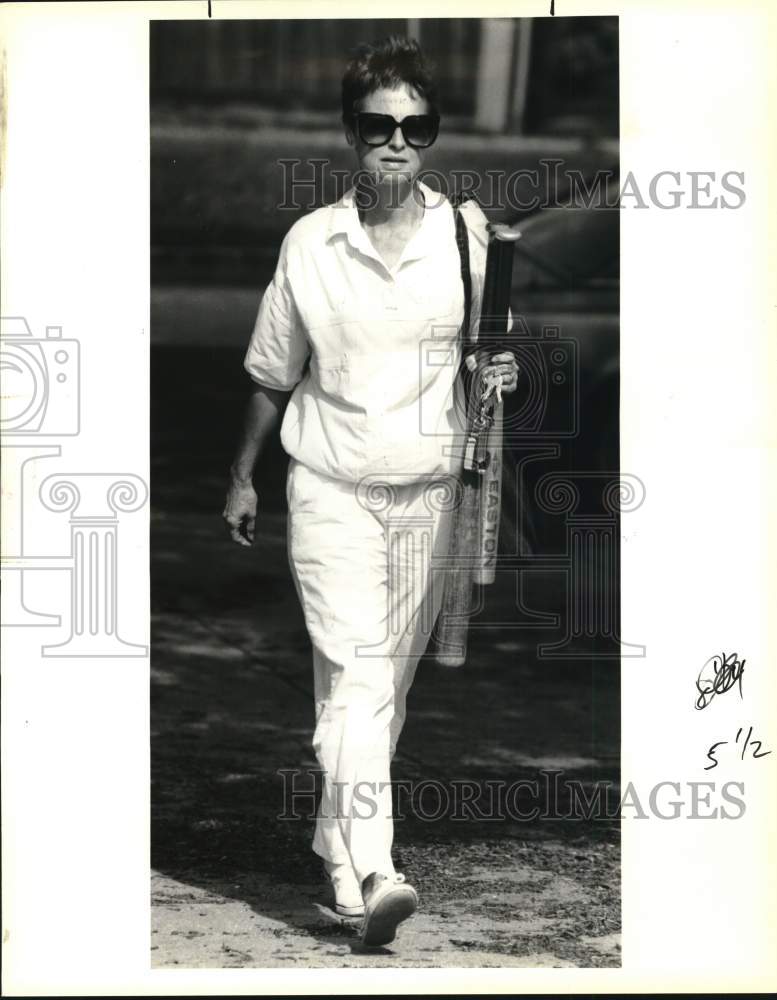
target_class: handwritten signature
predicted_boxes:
[694,652,745,710]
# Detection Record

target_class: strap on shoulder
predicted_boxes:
[449,193,472,342]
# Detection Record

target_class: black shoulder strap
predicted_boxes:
[449,193,472,342]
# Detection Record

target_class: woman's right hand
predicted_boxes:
[222,476,258,547]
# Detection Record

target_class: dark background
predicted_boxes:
[150,17,623,967]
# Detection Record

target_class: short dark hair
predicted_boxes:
[341,36,438,123]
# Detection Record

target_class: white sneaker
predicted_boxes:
[360,871,418,947]
[323,860,365,917]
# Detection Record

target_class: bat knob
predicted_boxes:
[488,223,522,243]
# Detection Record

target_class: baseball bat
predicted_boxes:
[434,222,521,667]
[474,398,503,586]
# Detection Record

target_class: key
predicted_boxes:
[481,370,504,404]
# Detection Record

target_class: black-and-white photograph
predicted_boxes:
[150,14,622,967]
[5,1,777,994]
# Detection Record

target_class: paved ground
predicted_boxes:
[150,344,621,968]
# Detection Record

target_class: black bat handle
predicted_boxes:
[480,225,521,337]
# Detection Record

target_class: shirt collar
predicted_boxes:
[325,180,454,271]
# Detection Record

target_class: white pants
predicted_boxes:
[286,458,454,885]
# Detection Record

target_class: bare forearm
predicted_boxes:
[229,384,290,485]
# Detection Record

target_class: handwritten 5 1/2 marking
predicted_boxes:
[695,652,745,710]
[704,726,772,770]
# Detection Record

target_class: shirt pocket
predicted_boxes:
[421,286,464,323]
[312,348,410,411]
[404,251,466,322]
[312,352,351,398]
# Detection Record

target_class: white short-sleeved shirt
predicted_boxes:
[243,181,494,485]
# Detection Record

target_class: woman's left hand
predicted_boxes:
[485,351,519,396]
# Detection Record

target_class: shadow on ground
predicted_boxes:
[150,344,621,968]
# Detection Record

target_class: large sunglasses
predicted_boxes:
[352,111,440,149]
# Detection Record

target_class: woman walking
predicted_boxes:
[223,36,518,947]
